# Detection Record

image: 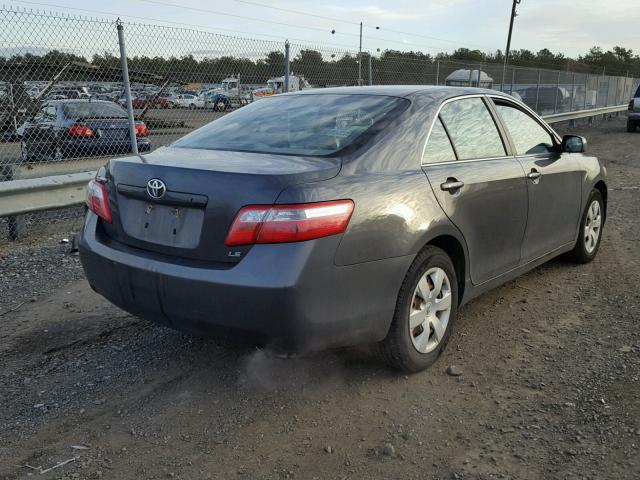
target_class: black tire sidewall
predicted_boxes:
[574,190,604,262]
[386,247,458,372]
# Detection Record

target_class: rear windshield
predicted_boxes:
[173,94,409,156]
[63,102,127,120]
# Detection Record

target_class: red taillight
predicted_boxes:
[135,122,148,137]
[68,124,94,137]
[85,179,112,224]
[225,200,354,246]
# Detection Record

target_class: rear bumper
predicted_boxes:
[61,138,151,157]
[628,112,640,121]
[79,213,412,352]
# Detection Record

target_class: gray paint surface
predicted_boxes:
[80,86,607,352]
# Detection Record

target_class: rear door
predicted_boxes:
[489,97,582,262]
[422,96,528,285]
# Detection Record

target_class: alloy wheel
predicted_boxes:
[409,267,452,354]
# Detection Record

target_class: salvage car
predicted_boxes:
[79,86,607,372]
[20,99,151,162]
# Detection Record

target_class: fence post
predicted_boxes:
[570,73,576,111]
[0,164,18,241]
[554,71,560,113]
[535,69,541,112]
[368,53,372,86]
[476,66,481,87]
[435,60,440,86]
[284,40,290,92]
[116,20,138,156]
[584,74,589,110]
[467,66,473,87]
[510,67,515,94]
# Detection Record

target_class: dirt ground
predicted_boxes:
[0,117,638,480]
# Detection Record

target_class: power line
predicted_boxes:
[6,0,359,50]
[133,0,483,53]
[227,0,498,50]
[135,0,360,38]
[230,0,359,26]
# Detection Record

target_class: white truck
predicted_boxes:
[202,76,249,110]
[252,74,311,99]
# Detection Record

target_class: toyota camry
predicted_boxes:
[79,86,607,372]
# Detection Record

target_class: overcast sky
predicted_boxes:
[10,0,640,57]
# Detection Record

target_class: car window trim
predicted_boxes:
[483,95,516,157]
[487,95,562,145]
[488,96,560,158]
[422,115,459,164]
[420,94,511,166]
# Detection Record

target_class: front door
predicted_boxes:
[422,97,528,285]
[26,104,57,159]
[489,98,582,262]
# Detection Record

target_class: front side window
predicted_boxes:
[422,117,457,164]
[174,94,409,156]
[494,101,556,155]
[439,97,506,160]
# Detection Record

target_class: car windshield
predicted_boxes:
[63,102,127,119]
[173,94,409,156]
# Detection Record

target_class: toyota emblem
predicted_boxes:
[146,178,166,199]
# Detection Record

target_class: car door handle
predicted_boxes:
[440,180,465,192]
[527,170,542,180]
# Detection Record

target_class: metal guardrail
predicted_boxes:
[0,171,94,217]
[0,104,629,224]
[543,104,628,123]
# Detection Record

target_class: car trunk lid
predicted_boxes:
[100,147,341,263]
[79,117,130,141]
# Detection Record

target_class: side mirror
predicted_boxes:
[562,135,587,153]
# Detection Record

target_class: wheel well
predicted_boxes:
[594,180,608,219]
[426,235,466,304]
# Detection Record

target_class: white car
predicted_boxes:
[174,94,205,109]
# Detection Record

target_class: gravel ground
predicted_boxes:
[0,117,638,480]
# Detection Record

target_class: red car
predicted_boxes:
[131,97,150,109]
[153,97,175,108]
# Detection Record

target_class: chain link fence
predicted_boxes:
[1,5,638,244]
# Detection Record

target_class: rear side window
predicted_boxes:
[174,94,410,156]
[63,102,127,120]
[440,98,506,160]
[494,102,555,155]
[422,118,457,164]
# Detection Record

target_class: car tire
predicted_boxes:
[566,189,604,264]
[189,104,195,110]
[377,246,458,373]
[215,100,227,112]
[627,120,637,133]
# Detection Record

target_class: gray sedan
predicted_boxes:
[79,86,607,372]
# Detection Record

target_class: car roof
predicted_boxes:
[287,85,505,99]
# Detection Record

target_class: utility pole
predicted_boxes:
[331,23,378,86]
[501,0,522,91]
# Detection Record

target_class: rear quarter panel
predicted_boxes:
[275,90,469,268]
